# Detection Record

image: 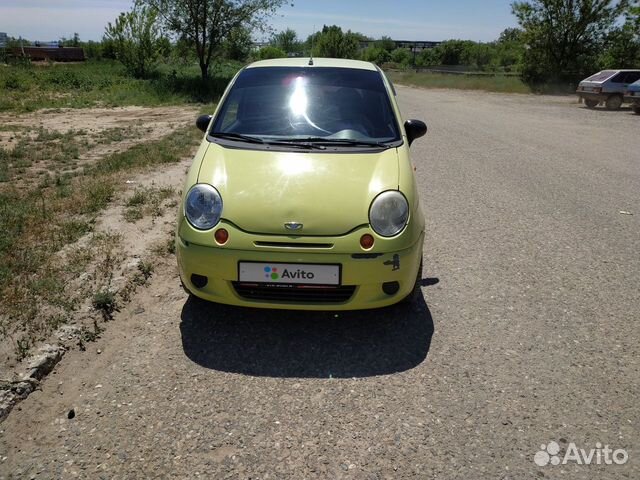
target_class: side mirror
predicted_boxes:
[196,114,212,133]
[404,119,427,146]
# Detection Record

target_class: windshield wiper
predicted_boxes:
[265,140,326,150]
[210,132,326,150]
[285,137,391,148]
[209,132,265,144]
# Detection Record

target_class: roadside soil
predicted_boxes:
[0,106,199,187]
[0,105,201,389]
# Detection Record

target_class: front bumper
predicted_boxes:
[176,224,424,310]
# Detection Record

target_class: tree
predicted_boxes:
[498,27,523,44]
[375,36,396,52]
[271,28,301,54]
[140,0,287,79]
[416,47,440,67]
[600,24,640,67]
[601,1,640,67]
[314,25,360,59]
[512,0,628,85]
[464,43,496,70]
[225,26,254,61]
[495,27,525,72]
[435,40,476,65]
[104,5,164,78]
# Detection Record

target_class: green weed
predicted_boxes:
[0,60,238,112]
[92,290,118,320]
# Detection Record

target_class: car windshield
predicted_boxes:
[584,70,616,82]
[210,67,401,145]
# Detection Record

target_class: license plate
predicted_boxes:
[239,262,340,285]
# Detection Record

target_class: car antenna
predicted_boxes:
[309,24,315,65]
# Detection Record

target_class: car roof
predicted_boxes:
[245,57,379,71]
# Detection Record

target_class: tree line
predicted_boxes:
[3,0,639,88]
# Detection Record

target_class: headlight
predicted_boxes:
[369,191,409,237]
[184,184,223,230]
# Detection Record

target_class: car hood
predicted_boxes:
[197,143,399,236]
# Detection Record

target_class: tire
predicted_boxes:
[400,257,423,304]
[632,105,640,115]
[584,99,599,109]
[605,95,623,111]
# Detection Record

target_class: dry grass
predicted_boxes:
[123,185,176,223]
[0,125,202,359]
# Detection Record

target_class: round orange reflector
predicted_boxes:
[214,228,229,244]
[360,234,374,250]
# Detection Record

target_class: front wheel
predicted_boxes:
[400,257,423,304]
[605,95,623,110]
[632,105,640,115]
[584,99,599,109]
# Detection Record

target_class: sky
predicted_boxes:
[0,0,518,43]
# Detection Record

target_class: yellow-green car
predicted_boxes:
[177,58,427,310]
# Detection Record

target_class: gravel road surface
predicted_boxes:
[1,87,639,479]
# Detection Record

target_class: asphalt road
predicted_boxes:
[1,87,639,479]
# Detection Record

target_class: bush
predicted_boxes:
[257,46,286,60]
[92,290,118,319]
[362,47,391,65]
[104,5,164,78]
[391,48,413,66]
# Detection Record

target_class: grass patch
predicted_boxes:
[0,128,89,184]
[92,290,118,321]
[152,235,177,257]
[386,70,532,94]
[119,260,155,303]
[92,128,200,175]
[0,125,201,359]
[123,185,175,223]
[0,60,239,112]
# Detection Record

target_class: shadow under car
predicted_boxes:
[179,282,437,378]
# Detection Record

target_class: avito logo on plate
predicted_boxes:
[264,266,280,280]
[239,263,339,285]
[264,265,315,281]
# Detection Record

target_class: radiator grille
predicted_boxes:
[232,282,355,303]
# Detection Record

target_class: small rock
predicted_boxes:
[68,409,75,419]
[134,307,145,315]
[24,344,66,381]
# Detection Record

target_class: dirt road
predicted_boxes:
[1,88,639,478]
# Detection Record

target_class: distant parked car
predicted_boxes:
[576,70,640,110]
[623,80,640,115]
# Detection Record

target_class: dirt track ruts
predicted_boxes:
[1,87,639,479]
